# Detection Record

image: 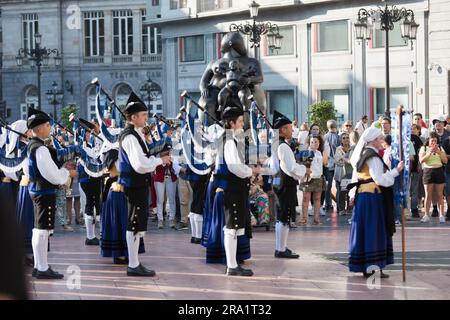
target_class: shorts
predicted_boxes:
[300,177,326,193]
[423,167,445,185]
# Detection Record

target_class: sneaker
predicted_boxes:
[158,220,164,229]
[308,208,313,216]
[338,211,347,216]
[320,208,326,216]
[176,222,189,230]
[348,218,352,224]
[432,206,439,217]
[411,209,420,218]
[63,225,74,232]
[439,216,446,224]
[290,222,297,228]
[421,215,431,223]
[169,220,176,229]
[395,220,401,226]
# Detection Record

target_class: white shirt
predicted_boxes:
[349,146,399,199]
[224,139,253,179]
[277,143,306,181]
[297,131,309,151]
[35,146,69,185]
[310,150,323,179]
[355,121,367,136]
[121,128,163,174]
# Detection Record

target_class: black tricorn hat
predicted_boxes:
[79,118,96,131]
[125,92,147,116]
[273,110,292,129]
[27,107,51,129]
[222,106,243,120]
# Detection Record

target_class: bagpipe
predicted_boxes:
[0,118,28,174]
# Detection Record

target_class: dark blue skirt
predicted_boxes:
[100,191,145,258]
[349,192,394,273]
[205,188,251,264]
[201,179,215,247]
[0,181,16,211]
[16,186,34,254]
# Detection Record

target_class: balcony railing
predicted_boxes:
[112,56,132,63]
[197,0,232,13]
[142,54,162,63]
[84,56,104,64]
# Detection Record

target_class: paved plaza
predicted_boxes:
[27,213,450,300]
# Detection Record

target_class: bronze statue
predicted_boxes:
[198,32,267,126]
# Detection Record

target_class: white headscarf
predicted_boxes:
[6,120,28,156]
[350,126,382,168]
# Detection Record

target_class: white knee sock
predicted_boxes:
[223,228,238,269]
[194,214,203,239]
[31,228,39,269]
[32,229,50,272]
[281,224,289,252]
[85,215,96,240]
[275,222,283,252]
[189,212,196,238]
[126,231,140,268]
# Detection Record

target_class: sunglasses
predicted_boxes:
[345,125,352,127]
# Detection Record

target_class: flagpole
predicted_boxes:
[397,105,407,282]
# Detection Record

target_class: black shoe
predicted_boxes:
[432,206,439,217]
[275,249,300,259]
[411,209,420,218]
[190,237,196,244]
[127,264,156,277]
[85,237,100,246]
[380,271,390,279]
[226,266,253,276]
[363,270,389,279]
[35,267,64,279]
[32,268,37,277]
[113,257,129,265]
[194,237,202,244]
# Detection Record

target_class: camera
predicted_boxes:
[295,150,315,168]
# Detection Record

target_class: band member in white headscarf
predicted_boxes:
[348,126,404,278]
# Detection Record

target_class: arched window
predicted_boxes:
[20,86,38,120]
[86,85,98,121]
[114,83,133,110]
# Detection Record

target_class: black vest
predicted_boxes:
[225,139,250,193]
[279,139,299,189]
[118,125,152,188]
[28,137,59,194]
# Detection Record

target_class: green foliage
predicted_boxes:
[307,100,337,133]
[60,104,79,129]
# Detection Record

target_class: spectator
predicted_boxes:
[349,131,360,147]
[432,116,450,145]
[355,115,369,137]
[413,113,428,143]
[340,121,353,136]
[249,174,270,225]
[334,132,353,215]
[65,160,82,225]
[381,117,391,136]
[300,134,326,225]
[323,120,340,212]
[419,132,448,223]
[297,122,309,151]
[410,124,424,218]
[441,133,450,221]
[292,120,299,140]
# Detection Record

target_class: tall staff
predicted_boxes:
[396,105,407,282]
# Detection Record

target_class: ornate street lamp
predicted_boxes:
[16,32,62,110]
[229,1,283,58]
[46,81,64,121]
[140,77,162,113]
[355,0,419,118]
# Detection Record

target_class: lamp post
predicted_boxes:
[355,0,419,118]
[229,0,283,59]
[139,77,162,114]
[46,81,64,121]
[16,32,62,110]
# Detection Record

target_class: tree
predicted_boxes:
[60,104,79,129]
[308,100,337,133]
